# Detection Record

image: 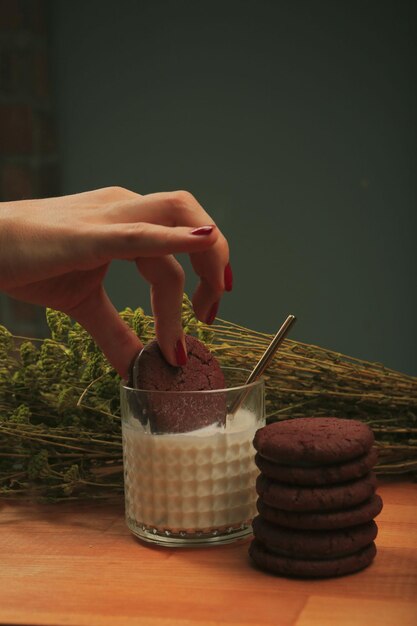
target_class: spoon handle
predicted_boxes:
[228,314,296,416]
[245,314,296,385]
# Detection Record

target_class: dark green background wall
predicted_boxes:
[49,0,416,374]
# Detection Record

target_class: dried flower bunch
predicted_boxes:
[0,296,416,501]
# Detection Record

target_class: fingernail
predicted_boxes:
[190,225,214,236]
[175,339,187,366]
[206,301,219,325]
[224,262,233,292]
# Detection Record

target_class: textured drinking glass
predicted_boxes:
[121,368,265,547]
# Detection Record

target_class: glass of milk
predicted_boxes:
[120,368,265,547]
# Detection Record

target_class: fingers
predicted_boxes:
[92,222,219,261]
[97,190,213,227]
[188,241,230,323]
[69,286,143,379]
[129,192,232,324]
[90,190,232,324]
[135,255,186,367]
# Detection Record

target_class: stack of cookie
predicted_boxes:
[249,417,383,578]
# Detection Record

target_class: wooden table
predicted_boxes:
[0,479,416,626]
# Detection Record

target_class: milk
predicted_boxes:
[122,408,262,534]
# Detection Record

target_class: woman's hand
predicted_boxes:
[0,187,232,378]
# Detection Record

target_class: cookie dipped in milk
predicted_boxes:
[120,335,265,547]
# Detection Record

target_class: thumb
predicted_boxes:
[69,287,142,379]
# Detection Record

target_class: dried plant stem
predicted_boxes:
[0,301,415,501]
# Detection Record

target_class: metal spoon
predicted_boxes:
[128,315,296,418]
[227,314,297,416]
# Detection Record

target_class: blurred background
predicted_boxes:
[0,0,416,374]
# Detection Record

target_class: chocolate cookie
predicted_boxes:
[252,516,378,559]
[254,447,378,486]
[249,539,377,578]
[256,494,383,530]
[256,472,377,512]
[253,418,374,466]
[136,336,225,392]
[134,336,226,433]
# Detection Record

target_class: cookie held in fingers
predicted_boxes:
[134,336,226,433]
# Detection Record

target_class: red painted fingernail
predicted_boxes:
[206,301,219,325]
[175,339,187,366]
[190,225,214,236]
[224,262,233,292]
